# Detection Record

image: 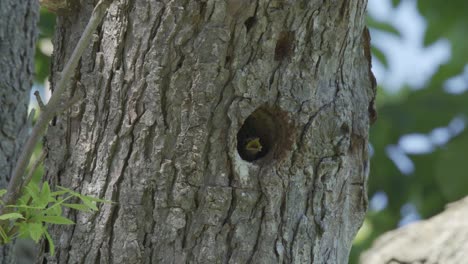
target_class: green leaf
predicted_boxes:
[17,194,31,206]
[41,182,51,201]
[28,222,44,243]
[7,205,45,210]
[56,186,80,197]
[63,203,93,212]
[435,134,468,202]
[84,195,112,204]
[0,213,25,221]
[44,195,72,215]
[367,17,400,37]
[25,184,41,204]
[50,190,68,196]
[32,182,53,208]
[0,189,7,197]
[16,222,29,238]
[45,203,62,216]
[371,46,388,69]
[37,215,74,225]
[79,196,98,211]
[0,225,10,244]
[43,228,55,256]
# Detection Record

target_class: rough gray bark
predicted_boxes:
[0,0,39,263]
[43,0,375,263]
[0,0,38,196]
[361,196,468,264]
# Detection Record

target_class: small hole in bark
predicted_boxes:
[175,55,184,71]
[237,106,292,162]
[340,123,350,135]
[274,31,295,61]
[244,16,256,32]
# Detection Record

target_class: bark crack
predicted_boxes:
[246,207,265,264]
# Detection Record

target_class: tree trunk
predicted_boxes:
[43,0,375,263]
[361,196,468,264]
[0,0,39,263]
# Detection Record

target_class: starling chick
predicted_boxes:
[243,137,262,160]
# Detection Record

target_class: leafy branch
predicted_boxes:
[3,0,113,210]
[0,183,110,255]
[0,0,113,252]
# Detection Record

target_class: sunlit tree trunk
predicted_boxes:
[0,0,39,262]
[43,0,375,263]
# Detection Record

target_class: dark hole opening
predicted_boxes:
[175,55,184,70]
[274,31,295,61]
[237,107,286,162]
[244,16,257,33]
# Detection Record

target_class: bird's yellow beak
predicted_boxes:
[245,138,262,152]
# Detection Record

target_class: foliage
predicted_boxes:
[351,0,468,263]
[0,182,109,255]
[36,8,55,83]
[1,6,113,258]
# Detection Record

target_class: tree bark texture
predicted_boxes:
[0,0,39,263]
[361,196,468,264]
[44,0,375,263]
[0,0,38,195]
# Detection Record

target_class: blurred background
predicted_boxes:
[32,0,467,263]
[350,0,468,262]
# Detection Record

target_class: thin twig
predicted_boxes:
[27,109,36,126]
[2,0,113,211]
[22,150,48,190]
[34,91,45,110]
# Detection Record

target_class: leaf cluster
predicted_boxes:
[0,183,110,255]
